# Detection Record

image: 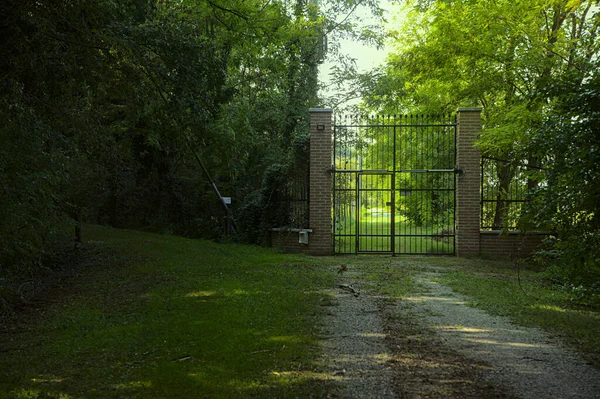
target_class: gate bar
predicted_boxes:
[355,172,359,254]
[330,168,459,173]
[337,123,457,128]
[391,171,396,256]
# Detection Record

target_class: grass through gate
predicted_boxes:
[0,226,338,398]
[335,212,454,254]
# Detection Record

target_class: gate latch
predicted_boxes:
[454,164,465,176]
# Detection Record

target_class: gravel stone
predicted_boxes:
[320,279,395,399]
[320,268,600,399]
[406,272,600,399]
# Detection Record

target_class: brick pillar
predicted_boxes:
[308,108,333,255]
[456,108,482,256]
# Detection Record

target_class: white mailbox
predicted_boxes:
[298,230,309,245]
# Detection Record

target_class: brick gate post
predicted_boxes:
[456,108,482,256]
[308,108,333,255]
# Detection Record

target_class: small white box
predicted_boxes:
[298,230,309,245]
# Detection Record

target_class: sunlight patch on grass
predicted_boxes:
[185,290,217,298]
[529,304,567,313]
[31,378,65,384]
[369,353,393,362]
[111,380,152,390]
[226,378,263,390]
[221,288,265,297]
[434,326,490,333]
[405,295,467,306]
[359,332,387,338]
[187,371,209,380]
[269,370,332,383]
[268,335,304,344]
[14,389,74,399]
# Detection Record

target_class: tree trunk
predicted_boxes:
[527,156,540,191]
[492,161,513,229]
[75,211,82,244]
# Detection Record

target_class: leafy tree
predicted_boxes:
[0,0,386,292]
[0,0,231,285]
[358,0,598,227]
[524,59,600,290]
[207,0,387,235]
[365,0,598,150]
[358,0,600,287]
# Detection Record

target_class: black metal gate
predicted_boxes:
[357,172,393,253]
[333,115,457,255]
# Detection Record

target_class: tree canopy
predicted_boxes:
[0,0,386,291]
[4,0,598,295]
[362,0,600,288]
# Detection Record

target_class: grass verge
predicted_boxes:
[0,225,339,398]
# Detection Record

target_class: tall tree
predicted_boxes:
[524,57,600,288]
[0,0,386,280]
[361,0,598,227]
[359,0,600,287]
[0,0,231,276]
[365,0,598,145]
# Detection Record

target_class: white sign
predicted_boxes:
[222,197,232,205]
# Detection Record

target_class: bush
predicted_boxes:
[525,61,600,292]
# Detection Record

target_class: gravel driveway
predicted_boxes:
[320,264,600,399]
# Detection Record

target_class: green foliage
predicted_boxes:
[364,116,455,227]
[362,0,600,285]
[237,162,305,244]
[0,110,63,274]
[365,0,598,156]
[0,0,389,286]
[523,60,600,290]
[0,0,231,273]
[0,0,339,280]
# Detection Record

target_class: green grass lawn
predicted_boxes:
[334,215,454,254]
[0,226,339,399]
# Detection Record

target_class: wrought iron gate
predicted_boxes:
[333,115,457,255]
[357,172,393,253]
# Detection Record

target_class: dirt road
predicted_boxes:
[320,265,600,399]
